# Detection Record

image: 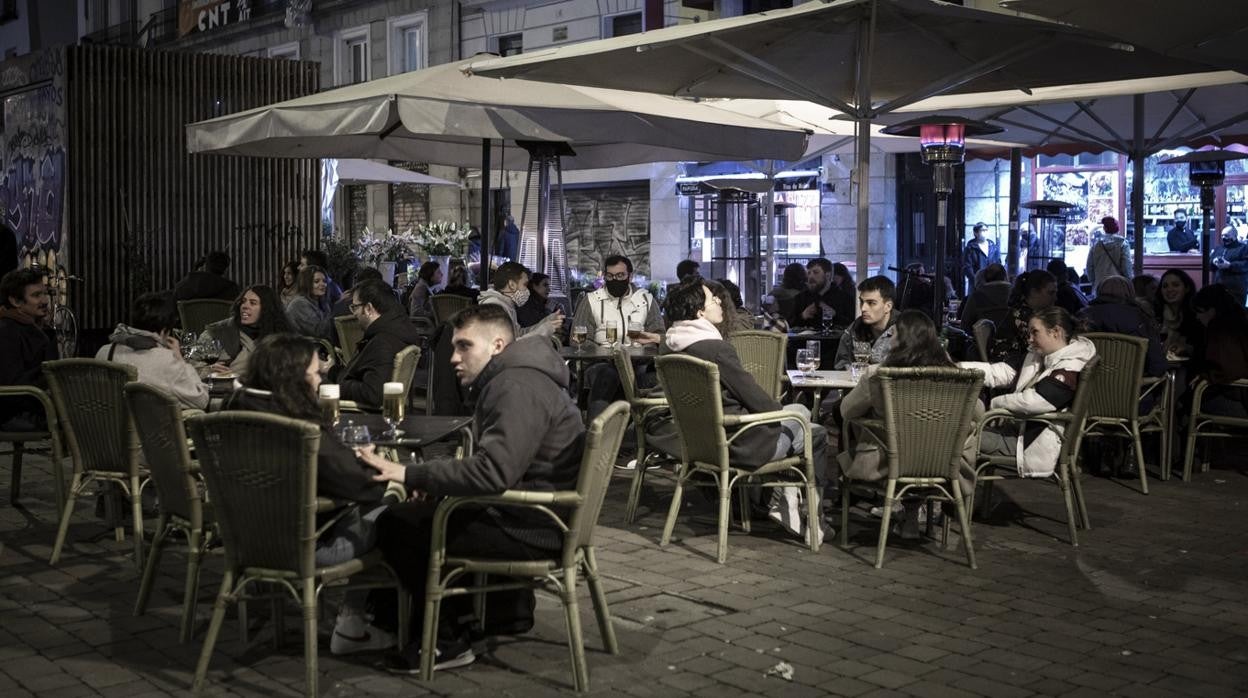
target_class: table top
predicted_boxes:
[785,369,858,389]
[559,344,658,361]
[345,414,474,448]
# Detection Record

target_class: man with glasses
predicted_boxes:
[570,254,663,420]
[336,279,422,408]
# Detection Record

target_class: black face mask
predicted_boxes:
[605,279,630,298]
[1175,220,1186,229]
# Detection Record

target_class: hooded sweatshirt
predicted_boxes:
[479,288,557,340]
[403,335,585,549]
[96,324,209,410]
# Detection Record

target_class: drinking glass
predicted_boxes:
[796,348,818,376]
[604,320,619,346]
[319,384,341,429]
[382,382,406,439]
[627,321,644,346]
[852,340,871,381]
[342,424,372,447]
[198,337,223,365]
[571,324,588,353]
[805,340,821,369]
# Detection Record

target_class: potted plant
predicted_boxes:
[353,227,419,285]
[415,220,472,272]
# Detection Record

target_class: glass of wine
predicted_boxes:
[796,348,818,376]
[382,382,406,439]
[571,324,588,353]
[342,424,372,448]
[198,337,223,365]
[604,320,619,346]
[319,384,341,429]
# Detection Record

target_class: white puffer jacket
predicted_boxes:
[960,336,1097,478]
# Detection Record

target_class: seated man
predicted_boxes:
[478,261,562,339]
[96,292,209,410]
[337,279,422,408]
[790,257,855,329]
[833,275,898,369]
[359,304,586,672]
[960,262,1012,330]
[663,278,827,542]
[172,250,240,302]
[570,254,663,419]
[0,268,57,430]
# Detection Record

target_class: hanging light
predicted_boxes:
[1160,149,1248,285]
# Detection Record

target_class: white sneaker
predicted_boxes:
[330,612,396,655]
[869,501,905,518]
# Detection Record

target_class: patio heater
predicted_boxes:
[1020,199,1076,273]
[882,116,1002,323]
[1159,150,1248,286]
[516,141,574,309]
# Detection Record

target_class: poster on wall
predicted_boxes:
[775,189,820,256]
[1035,169,1118,274]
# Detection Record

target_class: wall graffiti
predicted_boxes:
[1,49,67,258]
[565,183,651,277]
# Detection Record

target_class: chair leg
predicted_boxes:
[805,481,820,553]
[583,547,618,655]
[624,428,648,524]
[301,578,317,698]
[9,441,22,504]
[1058,469,1079,547]
[1071,464,1091,531]
[131,475,145,569]
[419,579,442,681]
[561,565,589,693]
[659,467,686,548]
[978,479,995,520]
[839,478,850,549]
[874,481,896,569]
[1183,424,1198,482]
[737,484,751,534]
[49,439,67,520]
[951,481,977,570]
[49,474,82,565]
[1131,424,1149,495]
[716,472,731,564]
[191,570,233,696]
[134,514,169,617]
[181,529,205,644]
[396,585,411,650]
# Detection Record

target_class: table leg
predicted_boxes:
[1164,371,1176,481]
[810,388,824,422]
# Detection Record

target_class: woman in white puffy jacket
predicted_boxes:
[959,307,1096,478]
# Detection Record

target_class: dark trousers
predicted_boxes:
[376,500,552,641]
[585,361,656,421]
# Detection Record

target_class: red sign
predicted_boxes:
[178,0,253,38]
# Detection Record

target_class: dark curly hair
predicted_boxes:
[232,285,292,336]
[243,333,322,424]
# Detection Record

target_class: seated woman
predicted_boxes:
[1079,275,1166,377]
[278,260,299,306]
[992,269,1058,361]
[960,307,1097,478]
[438,264,480,302]
[407,260,441,320]
[202,285,292,377]
[1191,284,1248,417]
[515,272,552,328]
[226,333,400,654]
[838,310,980,538]
[96,292,209,410]
[286,265,331,337]
[1153,268,1202,359]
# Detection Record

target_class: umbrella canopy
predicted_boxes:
[1003,0,1248,74]
[331,158,462,186]
[185,59,810,169]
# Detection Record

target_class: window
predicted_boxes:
[346,185,369,242]
[497,33,522,57]
[606,12,643,38]
[387,13,428,75]
[336,25,370,85]
[268,41,300,60]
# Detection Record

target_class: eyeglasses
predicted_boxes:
[604,272,630,281]
[349,302,366,311]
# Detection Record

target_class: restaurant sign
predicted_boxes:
[179,0,253,37]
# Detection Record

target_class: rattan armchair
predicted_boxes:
[972,355,1100,546]
[340,345,422,412]
[728,330,787,400]
[333,315,364,364]
[178,299,234,335]
[612,349,675,523]
[418,401,630,692]
[186,411,409,698]
[126,383,216,643]
[44,359,144,566]
[655,354,820,564]
[1182,377,1248,481]
[431,294,472,326]
[1079,333,1165,494]
[0,385,66,516]
[839,367,983,569]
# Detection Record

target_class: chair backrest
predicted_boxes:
[334,315,364,364]
[875,366,984,480]
[566,401,631,558]
[972,319,994,363]
[1083,333,1146,420]
[728,330,787,400]
[391,345,421,397]
[186,411,321,576]
[124,383,200,524]
[431,294,472,325]
[178,299,234,335]
[1058,354,1101,462]
[654,354,729,470]
[43,359,138,474]
[612,348,639,402]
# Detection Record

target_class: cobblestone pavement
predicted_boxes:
[2,443,1247,697]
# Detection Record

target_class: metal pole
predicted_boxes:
[1201,187,1214,287]
[1132,94,1146,278]
[762,160,776,312]
[856,118,871,284]
[480,138,492,289]
[1007,148,1022,276]
[935,192,948,323]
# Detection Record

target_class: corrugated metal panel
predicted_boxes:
[65,44,320,332]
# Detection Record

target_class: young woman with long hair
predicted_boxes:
[201,284,292,376]
[286,265,331,337]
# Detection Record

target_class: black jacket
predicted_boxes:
[1168,224,1199,253]
[0,310,58,422]
[172,271,240,302]
[1079,299,1167,377]
[789,283,855,328]
[403,336,585,549]
[338,310,423,408]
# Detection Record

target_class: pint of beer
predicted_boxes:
[383,382,406,426]
[319,384,340,426]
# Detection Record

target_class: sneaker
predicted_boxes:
[381,638,476,674]
[869,501,905,518]
[330,612,397,655]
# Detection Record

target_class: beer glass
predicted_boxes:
[604,320,619,346]
[319,384,340,429]
[382,382,406,439]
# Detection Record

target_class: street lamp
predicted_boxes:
[1159,149,1248,286]
[882,116,1003,322]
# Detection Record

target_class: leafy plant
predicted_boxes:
[322,233,360,283]
[353,227,419,266]
[416,220,472,257]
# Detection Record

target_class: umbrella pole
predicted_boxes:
[855,118,870,288]
[1132,95,1146,278]
[1007,148,1022,276]
[480,138,493,288]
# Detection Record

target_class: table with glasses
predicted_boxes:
[786,330,842,369]
[785,369,860,420]
[559,343,659,404]
[342,413,475,457]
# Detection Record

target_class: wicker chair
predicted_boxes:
[971,319,994,362]
[431,294,472,326]
[655,354,820,564]
[418,401,630,692]
[186,411,409,698]
[126,383,215,643]
[333,315,364,364]
[340,345,421,413]
[839,367,983,569]
[0,385,66,516]
[45,359,145,566]
[1079,333,1165,495]
[178,299,234,335]
[1182,378,1248,481]
[972,355,1100,546]
[728,330,787,400]
[613,349,675,524]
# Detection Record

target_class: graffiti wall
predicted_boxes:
[565,183,651,277]
[0,49,66,264]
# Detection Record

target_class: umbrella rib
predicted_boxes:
[1019,106,1124,154]
[1147,88,1198,150]
[1074,100,1129,152]
[874,36,1051,116]
[1153,107,1248,153]
[679,38,857,114]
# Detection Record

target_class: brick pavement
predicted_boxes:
[2,443,1247,697]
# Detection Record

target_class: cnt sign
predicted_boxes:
[179,0,253,37]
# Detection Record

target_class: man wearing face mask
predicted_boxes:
[1168,209,1200,253]
[1212,225,1248,305]
[478,261,563,339]
[571,255,664,419]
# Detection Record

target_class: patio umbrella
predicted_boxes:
[329,159,462,187]
[469,0,1216,302]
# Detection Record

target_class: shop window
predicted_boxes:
[606,13,643,38]
[497,33,522,56]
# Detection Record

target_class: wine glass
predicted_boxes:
[796,348,818,376]
[805,340,821,369]
[851,340,871,381]
[342,424,372,448]
[627,321,644,347]
[604,320,619,346]
[571,324,588,353]
[198,337,223,366]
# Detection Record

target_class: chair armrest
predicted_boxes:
[0,385,56,420]
[429,491,580,543]
[723,409,807,428]
[316,496,344,514]
[631,397,668,409]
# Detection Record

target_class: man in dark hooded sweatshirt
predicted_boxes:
[360,303,586,673]
[0,268,57,430]
[335,278,424,408]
